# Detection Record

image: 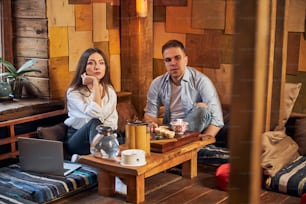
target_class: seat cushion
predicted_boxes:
[37,122,67,141]
[0,163,98,203]
[264,156,306,197]
[216,163,230,191]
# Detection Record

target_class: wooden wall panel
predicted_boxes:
[186,31,222,68]
[109,29,120,54]
[15,57,49,78]
[69,0,91,3]
[14,19,48,38]
[106,3,119,29]
[49,26,69,58]
[93,3,109,42]
[93,41,110,61]
[47,0,75,27]
[299,34,306,72]
[110,54,121,92]
[197,64,232,105]
[166,0,204,34]
[153,6,166,22]
[225,0,235,34]
[15,37,48,58]
[69,0,114,4]
[154,0,187,6]
[288,0,306,32]
[221,34,234,64]
[49,57,73,99]
[192,0,225,30]
[154,22,185,59]
[24,77,49,98]
[13,0,46,18]
[75,4,93,31]
[153,58,165,78]
[68,27,93,71]
[286,32,300,75]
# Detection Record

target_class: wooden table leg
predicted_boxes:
[97,169,115,196]
[182,150,198,178]
[126,174,145,203]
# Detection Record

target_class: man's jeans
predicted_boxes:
[184,106,212,133]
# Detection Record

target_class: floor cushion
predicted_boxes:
[301,193,306,204]
[216,163,230,191]
[264,156,306,197]
[0,163,98,203]
[198,144,229,165]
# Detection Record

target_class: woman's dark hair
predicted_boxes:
[162,39,186,55]
[68,48,113,98]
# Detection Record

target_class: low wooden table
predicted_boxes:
[78,135,215,203]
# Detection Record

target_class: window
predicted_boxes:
[0,1,3,58]
[0,0,13,68]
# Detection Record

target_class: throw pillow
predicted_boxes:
[117,102,138,132]
[293,117,306,155]
[261,130,299,176]
[37,122,67,141]
[282,82,302,127]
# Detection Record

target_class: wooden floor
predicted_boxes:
[52,164,301,204]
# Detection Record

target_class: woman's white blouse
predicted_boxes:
[64,86,118,130]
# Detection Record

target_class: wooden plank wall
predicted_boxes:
[12,0,121,100]
[11,0,306,116]
[152,0,306,117]
[12,0,49,98]
[48,0,121,99]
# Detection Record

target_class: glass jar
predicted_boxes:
[90,125,120,158]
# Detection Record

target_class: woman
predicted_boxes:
[64,48,118,156]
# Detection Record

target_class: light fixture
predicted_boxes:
[136,0,148,18]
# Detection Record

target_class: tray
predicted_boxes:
[150,131,200,153]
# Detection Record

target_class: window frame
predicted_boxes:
[1,0,13,63]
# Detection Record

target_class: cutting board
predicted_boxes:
[150,131,200,153]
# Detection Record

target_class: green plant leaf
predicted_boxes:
[0,58,17,74]
[17,69,41,76]
[17,59,37,72]
[0,72,15,78]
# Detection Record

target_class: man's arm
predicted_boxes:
[144,114,160,128]
[200,124,221,140]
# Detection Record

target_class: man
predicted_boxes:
[144,39,224,138]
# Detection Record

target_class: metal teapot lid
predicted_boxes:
[96,125,113,134]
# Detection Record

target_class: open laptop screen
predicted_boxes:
[18,137,81,176]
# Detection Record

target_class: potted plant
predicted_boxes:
[0,57,41,98]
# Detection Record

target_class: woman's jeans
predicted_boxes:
[66,118,101,155]
[184,106,212,133]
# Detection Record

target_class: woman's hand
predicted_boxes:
[81,73,98,86]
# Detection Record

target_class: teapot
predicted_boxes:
[0,82,13,100]
[90,125,120,159]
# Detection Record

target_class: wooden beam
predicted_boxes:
[120,0,153,119]
[229,0,270,203]
[270,0,288,130]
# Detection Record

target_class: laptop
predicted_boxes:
[18,137,81,177]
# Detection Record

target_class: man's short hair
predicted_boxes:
[162,39,186,55]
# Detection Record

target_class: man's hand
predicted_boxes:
[196,102,208,107]
[199,133,213,141]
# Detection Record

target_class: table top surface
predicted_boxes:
[79,135,215,175]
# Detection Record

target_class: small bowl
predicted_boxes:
[170,119,188,135]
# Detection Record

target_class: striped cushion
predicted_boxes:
[0,163,98,203]
[264,156,306,197]
[198,144,229,165]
